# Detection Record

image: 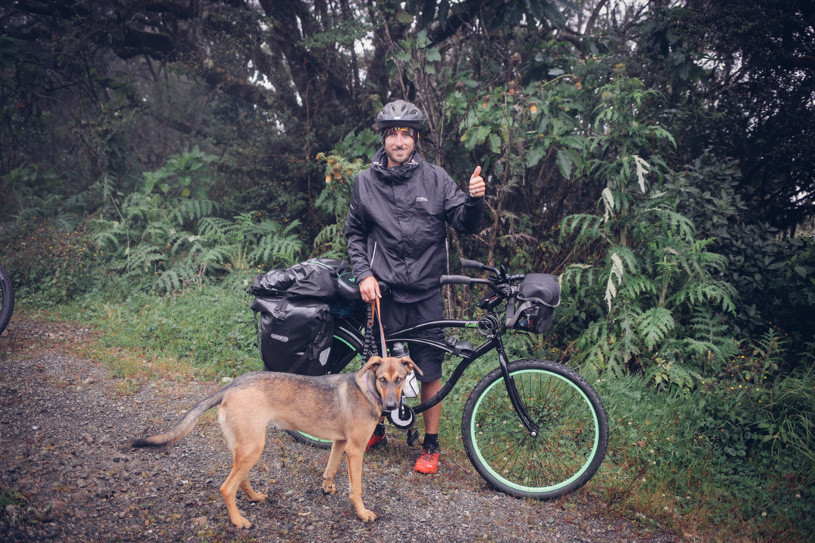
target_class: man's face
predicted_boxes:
[384,128,416,167]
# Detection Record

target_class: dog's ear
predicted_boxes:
[400,356,423,375]
[361,356,383,374]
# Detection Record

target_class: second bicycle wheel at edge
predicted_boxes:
[462,359,608,499]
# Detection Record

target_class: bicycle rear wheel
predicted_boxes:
[462,359,608,499]
[0,263,14,336]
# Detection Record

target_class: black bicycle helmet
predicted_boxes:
[374,99,425,131]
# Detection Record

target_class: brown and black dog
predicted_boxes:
[133,356,421,528]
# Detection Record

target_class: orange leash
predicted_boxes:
[369,298,388,356]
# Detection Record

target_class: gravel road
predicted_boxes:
[0,318,680,542]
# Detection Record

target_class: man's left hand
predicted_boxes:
[469,166,486,198]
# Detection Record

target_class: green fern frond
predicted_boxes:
[636,307,676,349]
[677,280,736,313]
[622,274,657,299]
[169,198,217,224]
[197,245,232,266]
[156,269,182,294]
[560,213,605,245]
[197,216,232,241]
[248,233,303,267]
[92,230,122,251]
[314,224,342,248]
[125,245,167,272]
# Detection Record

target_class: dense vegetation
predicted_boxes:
[1,1,813,540]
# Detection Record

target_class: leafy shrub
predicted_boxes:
[0,221,98,303]
[92,149,304,293]
[557,73,736,383]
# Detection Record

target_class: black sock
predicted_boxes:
[373,423,386,437]
[423,433,439,452]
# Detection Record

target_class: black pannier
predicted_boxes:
[250,296,334,375]
[250,258,358,375]
[505,274,561,334]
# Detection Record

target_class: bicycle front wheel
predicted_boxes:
[462,359,608,499]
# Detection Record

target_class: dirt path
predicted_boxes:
[0,318,680,542]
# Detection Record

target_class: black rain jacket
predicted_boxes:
[345,149,484,302]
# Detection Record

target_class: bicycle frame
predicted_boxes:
[336,315,541,437]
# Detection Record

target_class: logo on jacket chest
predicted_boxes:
[416,196,428,203]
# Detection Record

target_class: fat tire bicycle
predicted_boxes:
[284,259,609,500]
[0,263,14,336]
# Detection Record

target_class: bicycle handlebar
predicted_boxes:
[440,269,525,299]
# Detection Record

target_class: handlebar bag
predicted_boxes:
[251,296,334,376]
[249,258,352,301]
[506,273,561,334]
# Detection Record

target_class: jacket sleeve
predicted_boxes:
[443,172,484,235]
[344,177,373,283]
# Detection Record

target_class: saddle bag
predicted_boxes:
[505,274,561,334]
[250,296,334,376]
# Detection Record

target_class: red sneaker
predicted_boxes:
[366,433,387,451]
[414,449,440,474]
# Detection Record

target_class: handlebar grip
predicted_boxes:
[459,259,486,270]
[440,274,479,285]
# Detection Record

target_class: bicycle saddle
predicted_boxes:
[337,273,391,301]
[337,272,361,300]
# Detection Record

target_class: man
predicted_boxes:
[345,99,486,474]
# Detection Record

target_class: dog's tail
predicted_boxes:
[132,387,226,448]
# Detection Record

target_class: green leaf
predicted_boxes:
[488,133,501,153]
[556,149,573,178]
[396,10,414,24]
[526,146,547,168]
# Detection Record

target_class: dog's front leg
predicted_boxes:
[322,439,346,495]
[344,443,376,522]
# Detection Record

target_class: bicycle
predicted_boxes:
[0,263,14,336]
[283,259,609,501]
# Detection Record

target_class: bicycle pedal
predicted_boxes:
[406,427,419,447]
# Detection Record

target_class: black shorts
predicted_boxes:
[380,293,445,382]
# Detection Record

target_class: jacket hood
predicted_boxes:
[371,147,421,185]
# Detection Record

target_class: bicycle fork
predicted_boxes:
[495,336,540,438]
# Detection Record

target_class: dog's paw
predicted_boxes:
[322,481,336,495]
[231,516,253,529]
[356,508,377,522]
[248,492,267,503]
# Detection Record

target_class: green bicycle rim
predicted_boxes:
[468,368,602,494]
